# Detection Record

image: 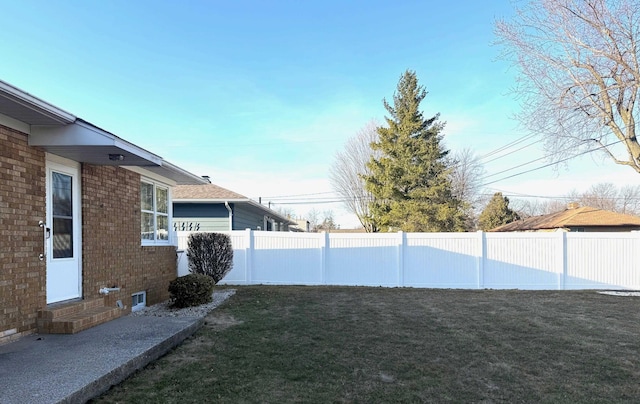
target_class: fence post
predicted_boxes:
[320,232,329,285]
[245,228,253,285]
[397,231,405,287]
[476,231,486,289]
[557,231,567,290]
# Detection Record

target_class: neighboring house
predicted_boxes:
[0,80,207,343]
[491,204,640,232]
[290,219,311,232]
[173,184,296,232]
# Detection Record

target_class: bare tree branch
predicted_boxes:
[329,120,380,232]
[495,0,640,173]
[449,148,487,229]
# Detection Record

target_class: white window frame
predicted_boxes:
[131,291,147,312]
[141,178,173,246]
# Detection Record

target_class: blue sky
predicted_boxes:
[2,0,639,227]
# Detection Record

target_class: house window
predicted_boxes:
[131,291,147,312]
[141,180,170,244]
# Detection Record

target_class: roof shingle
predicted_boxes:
[173,184,248,200]
[492,206,640,231]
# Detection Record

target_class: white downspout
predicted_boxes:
[224,201,233,231]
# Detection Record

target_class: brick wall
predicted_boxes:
[81,164,176,311]
[0,126,177,344]
[0,124,46,343]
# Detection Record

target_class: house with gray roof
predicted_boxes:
[173,184,296,232]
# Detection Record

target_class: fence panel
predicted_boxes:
[177,230,640,290]
[252,232,323,284]
[565,233,640,289]
[404,233,479,288]
[326,233,398,286]
[484,233,561,289]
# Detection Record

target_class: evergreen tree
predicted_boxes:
[363,70,467,232]
[478,192,520,231]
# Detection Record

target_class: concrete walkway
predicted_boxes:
[0,315,203,404]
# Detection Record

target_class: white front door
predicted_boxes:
[46,158,82,304]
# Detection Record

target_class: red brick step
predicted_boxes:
[37,298,121,334]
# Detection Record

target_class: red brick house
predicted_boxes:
[0,80,207,343]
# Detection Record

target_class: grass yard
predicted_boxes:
[92,286,640,403]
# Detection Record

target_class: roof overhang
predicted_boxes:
[0,80,76,125]
[30,120,163,166]
[135,161,210,185]
[0,79,207,186]
[174,198,297,225]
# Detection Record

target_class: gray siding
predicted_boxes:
[173,201,291,232]
[174,203,228,218]
[173,202,230,232]
[173,218,229,232]
[233,205,265,230]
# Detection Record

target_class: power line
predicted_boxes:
[258,191,337,199]
[480,139,540,165]
[478,133,538,161]
[481,139,623,186]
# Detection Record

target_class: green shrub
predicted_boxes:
[187,232,234,283]
[168,273,215,308]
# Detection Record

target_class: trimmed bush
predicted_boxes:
[168,273,215,308]
[187,232,234,283]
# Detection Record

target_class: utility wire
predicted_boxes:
[481,139,624,186]
[480,139,540,165]
[478,133,538,161]
[262,140,625,205]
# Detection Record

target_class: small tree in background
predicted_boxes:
[187,232,234,283]
[478,192,520,231]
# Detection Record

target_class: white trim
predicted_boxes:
[125,166,177,187]
[45,156,83,303]
[31,121,163,165]
[0,112,30,134]
[0,79,76,123]
[45,152,79,167]
[161,160,207,184]
[131,291,147,312]
[141,177,174,246]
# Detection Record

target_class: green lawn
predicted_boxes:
[92,286,640,403]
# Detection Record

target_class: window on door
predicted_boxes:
[141,180,170,244]
[52,172,74,258]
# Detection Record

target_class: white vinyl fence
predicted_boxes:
[176,230,640,290]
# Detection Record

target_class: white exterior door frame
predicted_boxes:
[45,155,82,304]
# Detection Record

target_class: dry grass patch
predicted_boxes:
[92,286,640,403]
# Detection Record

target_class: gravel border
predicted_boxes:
[129,289,236,318]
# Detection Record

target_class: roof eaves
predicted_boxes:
[245,199,297,225]
[173,198,250,203]
[0,80,76,124]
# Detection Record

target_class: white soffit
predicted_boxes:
[29,120,163,166]
[0,79,207,185]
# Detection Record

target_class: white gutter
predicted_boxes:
[0,80,76,124]
[224,201,233,231]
